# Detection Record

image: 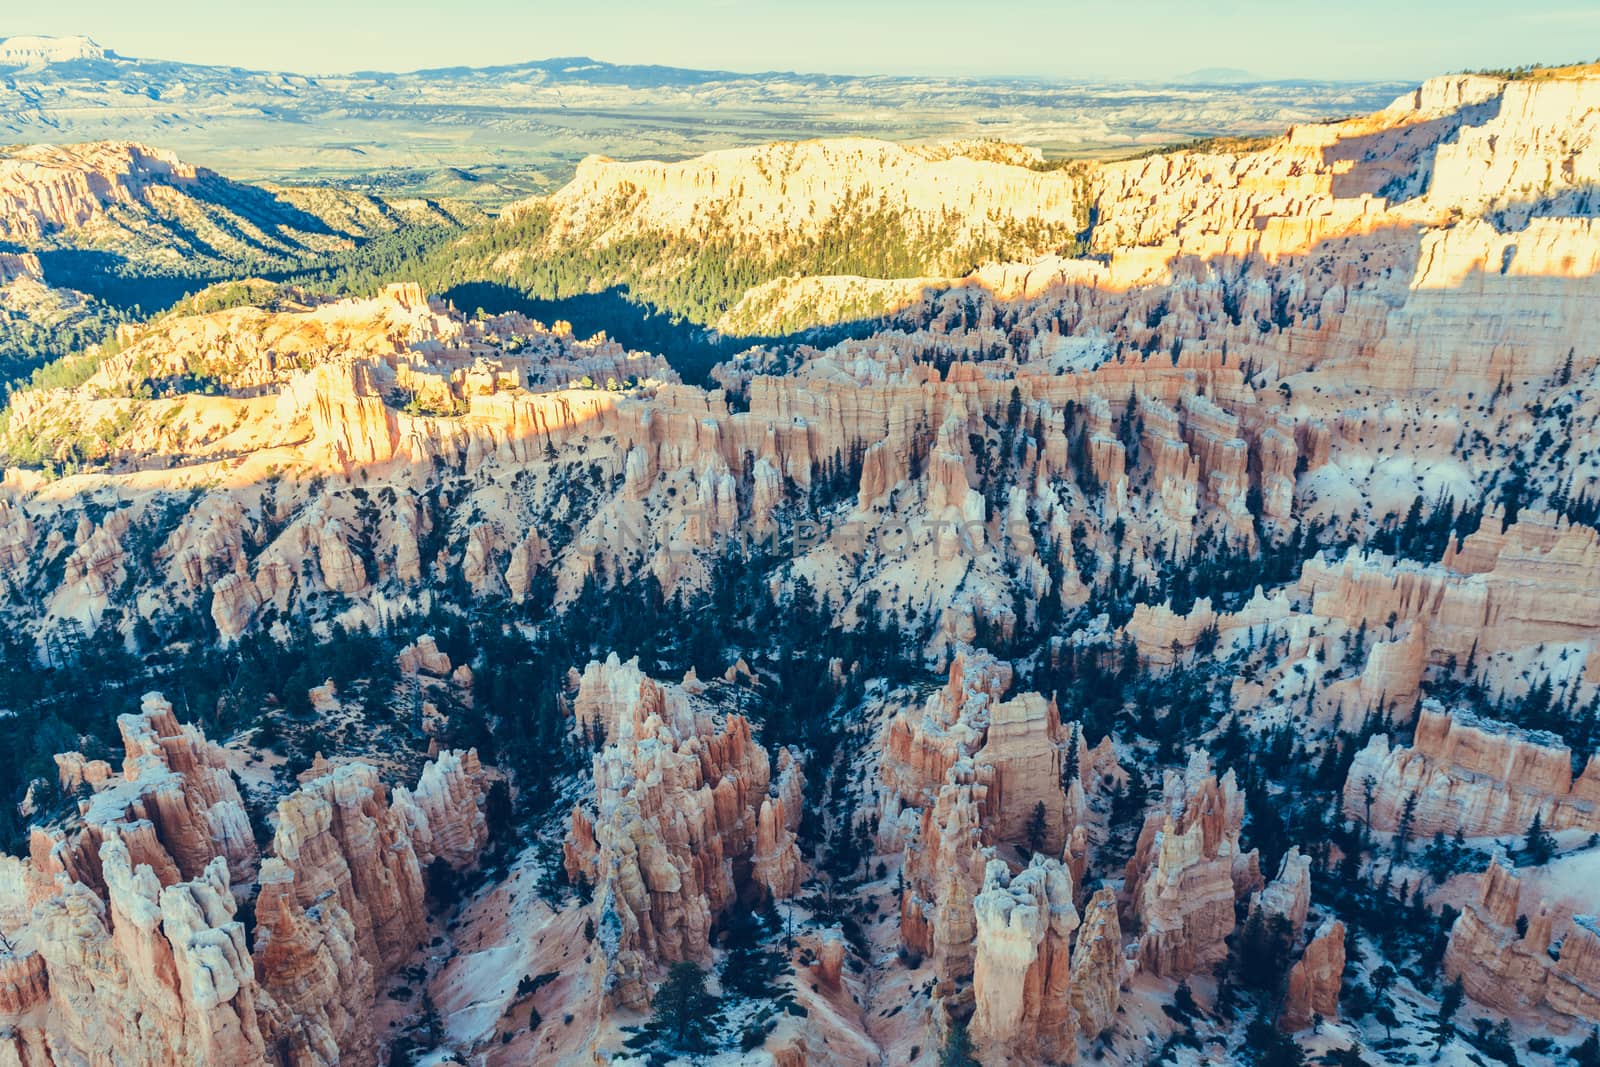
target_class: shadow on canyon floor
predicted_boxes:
[438,280,894,387]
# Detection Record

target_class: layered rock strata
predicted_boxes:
[1123,752,1261,978]
[1344,705,1600,838]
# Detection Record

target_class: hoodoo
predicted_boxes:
[0,36,1596,1067]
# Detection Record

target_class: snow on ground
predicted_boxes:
[433,850,550,1048]
[1514,839,1600,916]
[1299,461,1366,524]
[1033,334,1113,374]
[424,844,604,1064]
[1296,448,1475,529]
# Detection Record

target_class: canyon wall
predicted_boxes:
[1444,860,1600,1027]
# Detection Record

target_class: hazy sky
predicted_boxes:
[15,0,1600,82]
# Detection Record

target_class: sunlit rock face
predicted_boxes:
[0,142,206,240]
[541,138,1082,273]
[3,71,1600,666]
[2,61,1600,1067]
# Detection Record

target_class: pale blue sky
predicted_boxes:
[15,0,1600,81]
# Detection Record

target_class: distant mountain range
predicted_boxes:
[0,35,1405,201]
[1174,66,1261,84]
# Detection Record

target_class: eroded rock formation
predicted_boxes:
[1069,886,1124,1040]
[1282,919,1346,1032]
[881,653,1090,986]
[1250,847,1312,940]
[1444,859,1600,1027]
[3,62,1600,1067]
[0,694,489,1067]
[1124,752,1260,978]
[562,655,804,1007]
[970,857,1080,1062]
[1345,704,1600,838]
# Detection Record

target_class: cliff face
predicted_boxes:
[21,846,267,1067]
[0,142,203,241]
[1444,860,1600,1027]
[0,140,481,360]
[0,141,473,264]
[877,650,1115,855]
[1250,847,1312,941]
[0,694,490,1067]
[882,655,1048,952]
[978,692,1076,856]
[538,138,1081,278]
[1302,509,1600,668]
[562,655,804,1008]
[392,748,490,869]
[1345,704,1600,838]
[266,760,429,977]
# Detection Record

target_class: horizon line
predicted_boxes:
[0,32,1437,88]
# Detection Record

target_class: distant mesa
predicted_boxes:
[0,35,109,68]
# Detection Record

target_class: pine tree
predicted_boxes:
[1369,964,1398,1040]
[1233,909,1295,993]
[939,1021,977,1067]
[1395,790,1419,858]
[1246,1017,1306,1067]
[1422,831,1454,884]
[1025,801,1049,855]
[1061,721,1081,792]
[1521,811,1556,865]
[721,909,787,999]
[1433,976,1463,1051]
[650,962,719,1052]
